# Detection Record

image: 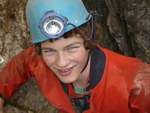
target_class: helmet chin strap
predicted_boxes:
[80,11,97,73]
[88,11,98,40]
[80,51,91,73]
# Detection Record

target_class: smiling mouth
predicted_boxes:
[57,65,76,76]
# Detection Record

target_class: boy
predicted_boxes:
[0,0,150,113]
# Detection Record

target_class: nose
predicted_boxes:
[55,52,69,68]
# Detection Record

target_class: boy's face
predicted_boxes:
[41,34,89,83]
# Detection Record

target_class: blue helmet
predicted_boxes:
[26,0,90,43]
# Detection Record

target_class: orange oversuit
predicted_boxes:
[0,46,149,113]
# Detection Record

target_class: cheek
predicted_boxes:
[42,55,55,67]
[73,49,89,66]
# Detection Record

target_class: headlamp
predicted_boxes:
[39,11,68,39]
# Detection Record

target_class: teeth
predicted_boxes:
[58,66,74,75]
[60,68,71,73]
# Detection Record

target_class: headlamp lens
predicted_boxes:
[43,19,64,35]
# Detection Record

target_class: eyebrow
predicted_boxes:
[65,42,82,48]
[41,42,82,51]
[41,47,56,51]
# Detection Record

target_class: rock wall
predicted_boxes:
[0,0,31,69]
[94,0,150,63]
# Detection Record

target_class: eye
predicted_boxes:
[41,49,56,56]
[66,45,81,52]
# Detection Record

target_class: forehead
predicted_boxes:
[41,35,84,49]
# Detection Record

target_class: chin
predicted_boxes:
[59,75,78,84]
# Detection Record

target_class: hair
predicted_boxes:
[35,20,101,55]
